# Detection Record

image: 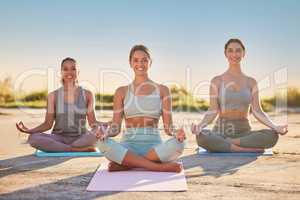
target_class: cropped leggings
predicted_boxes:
[27,132,97,152]
[196,118,279,152]
[97,128,185,164]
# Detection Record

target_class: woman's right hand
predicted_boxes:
[175,128,186,143]
[16,121,31,134]
[274,125,288,135]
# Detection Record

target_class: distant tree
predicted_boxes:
[0,77,14,103]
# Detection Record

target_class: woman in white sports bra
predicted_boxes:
[95,45,186,172]
[191,38,288,153]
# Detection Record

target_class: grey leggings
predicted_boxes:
[28,132,97,152]
[196,118,279,152]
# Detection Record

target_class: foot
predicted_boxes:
[71,146,96,152]
[108,162,131,172]
[225,138,241,145]
[160,162,183,173]
[231,144,264,153]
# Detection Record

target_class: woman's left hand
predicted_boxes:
[274,125,288,135]
[175,128,186,143]
[95,126,108,141]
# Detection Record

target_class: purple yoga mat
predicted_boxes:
[87,162,187,191]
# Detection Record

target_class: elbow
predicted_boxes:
[252,108,263,116]
[164,129,173,136]
[206,109,218,119]
[88,121,97,128]
[207,107,218,115]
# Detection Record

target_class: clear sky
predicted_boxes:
[0,0,299,97]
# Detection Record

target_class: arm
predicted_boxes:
[16,92,55,134]
[160,85,173,136]
[191,77,220,134]
[161,85,185,142]
[85,90,109,128]
[96,87,124,139]
[250,78,288,135]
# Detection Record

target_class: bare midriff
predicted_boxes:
[125,117,159,128]
[219,109,249,120]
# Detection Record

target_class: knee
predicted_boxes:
[96,138,127,165]
[168,137,185,154]
[27,133,41,148]
[85,133,98,146]
[196,133,230,152]
[96,139,112,154]
[156,138,185,162]
[264,129,279,148]
[196,133,209,149]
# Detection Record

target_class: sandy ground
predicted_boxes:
[0,108,300,200]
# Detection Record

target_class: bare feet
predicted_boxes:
[225,138,240,145]
[230,144,264,153]
[160,162,183,173]
[71,146,96,152]
[108,161,183,173]
[108,162,131,172]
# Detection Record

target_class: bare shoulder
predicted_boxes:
[82,89,94,103]
[47,91,56,102]
[82,88,93,97]
[115,86,128,98]
[245,76,257,87]
[211,75,222,86]
[46,91,56,109]
[211,75,222,83]
[158,84,170,96]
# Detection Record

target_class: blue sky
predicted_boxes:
[0,0,299,96]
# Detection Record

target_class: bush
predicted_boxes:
[21,91,47,102]
[95,93,114,103]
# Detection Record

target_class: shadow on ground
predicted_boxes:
[181,151,258,178]
[0,171,121,200]
[0,154,72,179]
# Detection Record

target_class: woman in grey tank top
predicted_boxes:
[191,38,288,153]
[16,57,108,152]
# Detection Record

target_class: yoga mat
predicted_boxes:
[35,148,103,157]
[197,147,273,156]
[87,162,188,191]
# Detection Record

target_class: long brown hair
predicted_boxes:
[224,38,245,51]
[129,45,152,62]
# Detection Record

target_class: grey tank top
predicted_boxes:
[124,84,162,119]
[52,86,88,136]
[218,79,252,112]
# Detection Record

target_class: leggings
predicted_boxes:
[27,132,97,152]
[97,128,185,164]
[196,118,279,152]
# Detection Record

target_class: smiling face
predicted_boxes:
[225,42,245,66]
[61,59,79,85]
[130,50,151,76]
